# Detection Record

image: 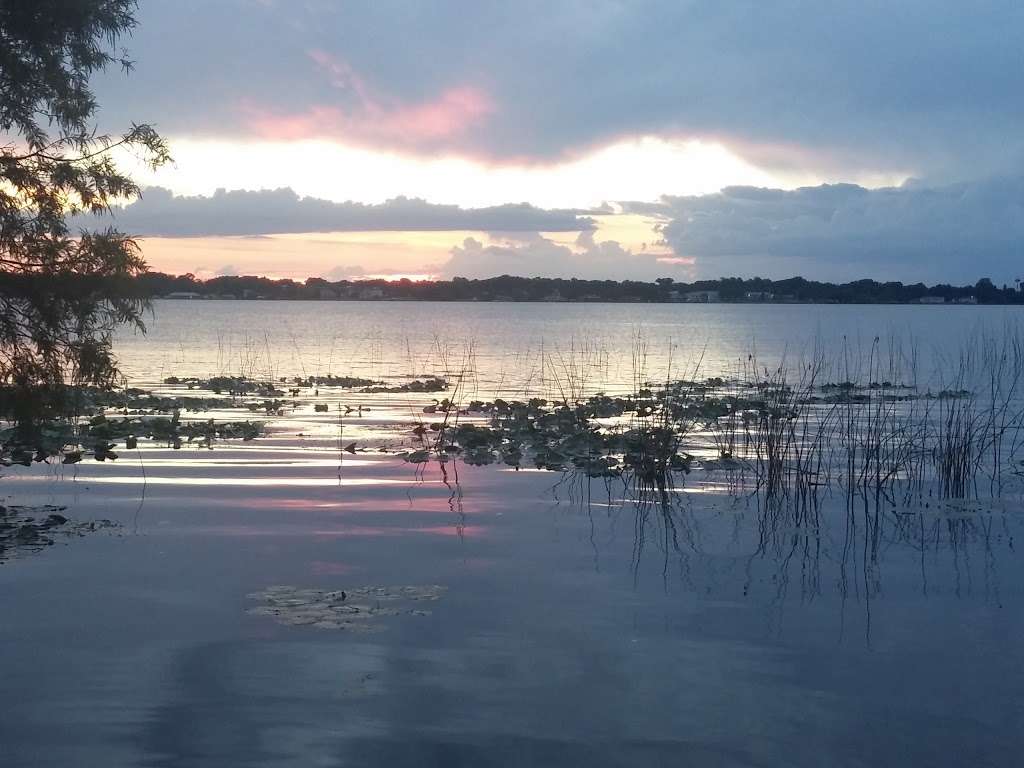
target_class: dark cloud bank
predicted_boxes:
[444,174,1024,283]
[87,175,1024,284]
[93,187,595,237]
[629,175,1024,283]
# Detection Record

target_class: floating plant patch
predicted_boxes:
[0,504,119,563]
[246,584,446,631]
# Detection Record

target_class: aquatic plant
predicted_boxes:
[392,328,1024,510]
[288,374,382,388]
[164,375,284,397]
[0,402,265,465]
[247,584,446,630]
[0,504,119,562]
[359,377,449,394]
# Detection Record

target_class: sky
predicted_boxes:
[89,0,1024,283]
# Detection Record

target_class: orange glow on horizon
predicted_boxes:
[136,218,673,281]
[359,272,439,282]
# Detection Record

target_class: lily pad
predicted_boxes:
[246,584,446,631]
[0,505,119,563]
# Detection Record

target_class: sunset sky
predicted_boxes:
[91,1,1024,283]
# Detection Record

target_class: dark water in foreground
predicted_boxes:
[2,302,1024,766]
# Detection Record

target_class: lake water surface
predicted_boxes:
[2,301,1023,767]
[116,300,1024,393]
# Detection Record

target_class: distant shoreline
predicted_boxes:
[152,296,1023,306]
[139,273,1024,306]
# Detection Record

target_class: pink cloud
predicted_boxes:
[245,49,495,151]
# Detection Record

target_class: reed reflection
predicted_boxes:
[546,455,1019,646]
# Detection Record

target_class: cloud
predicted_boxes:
[94,1,1024,179]
[88,187,595,237]
[322,264,367,280]
[643,174,1024,282]
[245,50,494,152]
[442,232,687,281]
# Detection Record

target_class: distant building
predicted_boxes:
[685,290,720,303]
[543,290,564,302]
[917,296,946,304]
[163,291,203,300]
[744,291,774,302]
[954,295,978,304]
[357,286,384,300]
[318,287,338,299]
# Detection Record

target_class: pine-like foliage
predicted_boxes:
[0,0,168,428]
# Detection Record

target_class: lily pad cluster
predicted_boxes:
[1,410,263,466]
[396,372,992,482]
[401,384,751,478]
[2,383,236,415]
[287,374,381,388]
[421,418,693,479]
[359,377,449,394]
[0,504,118,562]
[816,380,969,404]
[164,376,284,397]
[247,584,446,631]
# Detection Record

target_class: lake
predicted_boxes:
[115,300,1024,392]
[2,300,1023,767]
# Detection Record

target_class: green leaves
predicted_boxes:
[0,1,167,431]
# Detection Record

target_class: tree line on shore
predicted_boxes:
[142,273,1024,304]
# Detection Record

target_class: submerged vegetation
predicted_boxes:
[396,331,1024,512]
[0,373,272,465]
[0,409,264,466]
[5,325,1022,509]
[0,369,450,465]
[0,504,118,562]
[162,375,447,395]
[360,377,449,394]
[2,321,1022,629]
[3,320,1023,512]
[247,584,446,631]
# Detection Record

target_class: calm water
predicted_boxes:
[116,299,1024,393]
[2,301,1023,766]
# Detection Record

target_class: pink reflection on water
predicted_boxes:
[417,524,487,538]
[202,492,506,516]
[162,523,487,538]
[75,476,422,487]
[312,524,486,538]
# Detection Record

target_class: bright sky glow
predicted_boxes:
[128,135,872,210]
